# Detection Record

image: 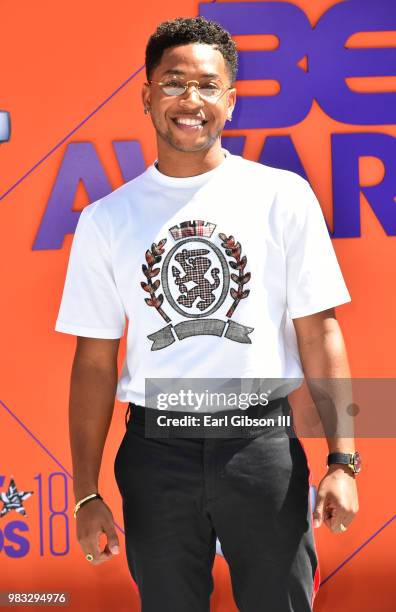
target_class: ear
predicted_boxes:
[226,87,237,120]
[142,82,151,113]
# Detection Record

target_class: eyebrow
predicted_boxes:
[161,69,221,79]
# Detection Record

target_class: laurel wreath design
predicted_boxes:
[218,233,251,318]
[140,238,171,323]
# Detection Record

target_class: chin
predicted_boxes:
[167,133,218,153]
[165,138,211,153]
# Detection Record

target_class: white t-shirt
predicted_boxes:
[55,149,351,407]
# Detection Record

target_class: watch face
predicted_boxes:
[353,452,362,473]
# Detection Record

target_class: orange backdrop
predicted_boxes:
[0,1,395,610]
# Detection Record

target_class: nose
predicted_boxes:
[179,84,204,107]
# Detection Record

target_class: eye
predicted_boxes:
[164,80,182,88]
[199,82,222,97]
[161,80,186,96]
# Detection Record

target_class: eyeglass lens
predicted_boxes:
[161,80,224,99]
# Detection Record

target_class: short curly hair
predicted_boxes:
[145,16,238,83]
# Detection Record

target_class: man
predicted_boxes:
[55,16,359,612]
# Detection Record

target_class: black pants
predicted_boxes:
[114,397,320,611]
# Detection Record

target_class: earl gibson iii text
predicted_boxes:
[156,414,291,428]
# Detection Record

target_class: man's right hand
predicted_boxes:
[76,499,120,565]
[70,337,121,564]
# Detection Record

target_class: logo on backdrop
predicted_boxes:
[0,477,33,517]
[0,472,70,559]
[0,475,32,559]
[141,220,254,350]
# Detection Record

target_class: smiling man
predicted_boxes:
[55,16,359,612]
[142,24,236,173]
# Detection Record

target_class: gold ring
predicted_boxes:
[86,553,94,562]
[340,523,347,532]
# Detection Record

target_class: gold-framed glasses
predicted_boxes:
[147,79,232,101]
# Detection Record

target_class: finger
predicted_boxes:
[80,530,107,565]
[102,543,115,560]
[91,527,119,564]
[104,521,120,555]
[80,544,103,565]
[82,545,112,566]
[93,544,114,564]
[313,492,326,528]
[320,501,338,531]
[329,511,351,533]
[324,511,336,531]
[338,513,355,533]
[334,521,347,534]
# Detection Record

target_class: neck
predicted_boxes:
[155,141,226,178]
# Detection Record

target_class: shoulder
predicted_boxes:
[229,154,309,195]
[79,168,150,231]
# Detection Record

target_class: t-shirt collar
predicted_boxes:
[146,148,232,188]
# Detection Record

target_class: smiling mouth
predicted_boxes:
[172,117,208,131]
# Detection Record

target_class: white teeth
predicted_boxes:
[175,118,203,126]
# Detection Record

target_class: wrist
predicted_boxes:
[73,483,99,503]
[73,492,103,518]
[327,463,356,478]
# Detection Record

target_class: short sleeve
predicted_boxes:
[55,204,126,338]
[284,177,351,319]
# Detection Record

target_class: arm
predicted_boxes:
[293,308,359,532]
[70,336,121,564]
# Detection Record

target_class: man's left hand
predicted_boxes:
[313,465,359,532]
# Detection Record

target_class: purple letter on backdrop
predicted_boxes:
[311,0,396,125]
[332,134,396,237]
[222,136,246,156]
[258,135,308,179]
[34,141,145,250]
[202,0,396,127]
[200,2,312,128]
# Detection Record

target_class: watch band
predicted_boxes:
[327,451,361,474]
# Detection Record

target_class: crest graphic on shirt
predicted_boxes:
[141,220,254,350]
